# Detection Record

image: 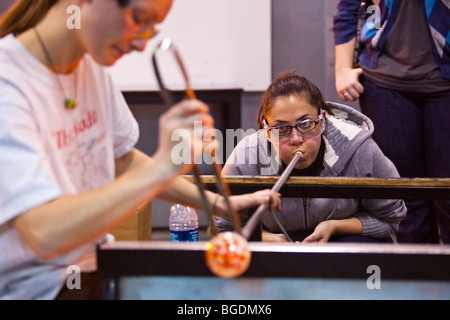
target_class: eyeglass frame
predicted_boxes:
[263,108,325,144]
[137,27,159,39]
[130,9,160,40]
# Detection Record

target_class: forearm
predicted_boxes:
[329,217,363,236]
[118,149,217,213]
[157,175,217,211]
[356,201,406,239]
[13,153,179,259]
[116,150,273,219]
[335,38,356,72]
[334,38,365,100]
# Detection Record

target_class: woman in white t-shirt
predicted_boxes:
[0,0,280,299]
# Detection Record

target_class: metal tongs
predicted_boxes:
[151,38,241,232]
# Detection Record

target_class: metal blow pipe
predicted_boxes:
[241,151,304,240]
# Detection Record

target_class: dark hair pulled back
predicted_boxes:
[257,71,333,129]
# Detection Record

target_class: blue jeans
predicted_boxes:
[359,77,450,243]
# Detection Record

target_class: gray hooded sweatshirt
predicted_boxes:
[218,102,406,239]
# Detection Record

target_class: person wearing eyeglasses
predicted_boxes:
[215,71,406,243]
[0,0,281,300]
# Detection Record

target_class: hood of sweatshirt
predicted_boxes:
[321,101,374,176]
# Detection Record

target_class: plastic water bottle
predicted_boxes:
[169,204,199,242]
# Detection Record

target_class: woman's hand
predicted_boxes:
[302,220,335,243]
[334,40,365,102]
[302,217,363,243]
[213,189,282,216]
[152,99,216,176]
[335,67,365,102]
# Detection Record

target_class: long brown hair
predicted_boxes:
[257,71,333,129]
[0,0,59,38]
[0,0,131,38]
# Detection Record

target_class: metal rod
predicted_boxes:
[241,151,303,240]
[151,38,241,232]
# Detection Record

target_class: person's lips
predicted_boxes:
[293,150,305,158]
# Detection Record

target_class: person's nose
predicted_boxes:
[130,37,148,52]
[289,129,304,145]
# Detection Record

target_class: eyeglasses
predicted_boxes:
[131,10,160,40]
[137,28,159,40]
[264,110,325,144]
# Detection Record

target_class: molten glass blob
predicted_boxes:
[205,232,251,278]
